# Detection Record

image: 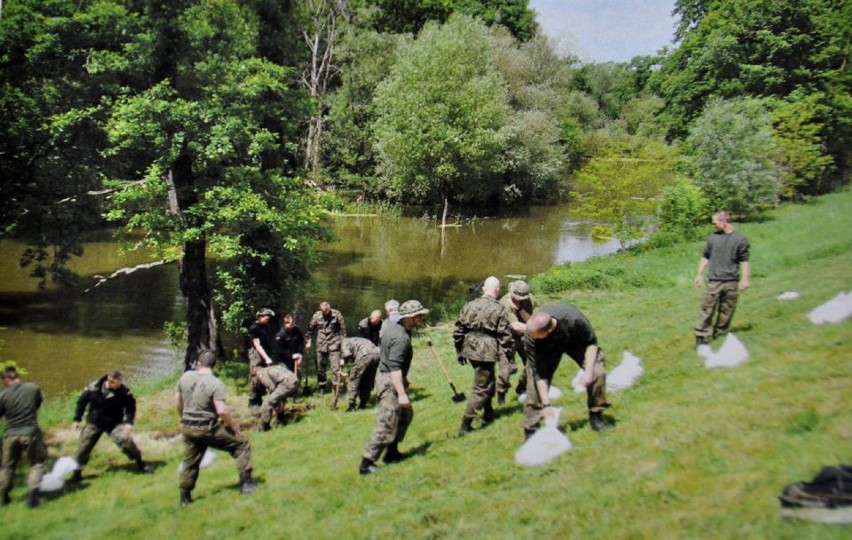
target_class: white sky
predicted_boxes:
[529,0,677,63]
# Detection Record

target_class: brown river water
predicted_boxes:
[0,205,620,397]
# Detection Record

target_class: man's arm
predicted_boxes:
[582,344,599,387]
[252,337,273,365]
[694,257,709,287]
[214,399,241,437]
[72,389,89,429]
[389,370,410,408]
[175,391,184,416]
[739,261,750,290]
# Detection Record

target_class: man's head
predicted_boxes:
[197,350,217,368]
[320,301,331,315]
[106,371,124,390]
[482,276,501,298]
[369,309,382,325]
[256,307,275,324]
[510,280,531,301]
[384,299,399,316]
[398,299,429,329]
[711,211,732,232]
[282,313,296,329]
[526,311,556,339]
[2,366,20,387]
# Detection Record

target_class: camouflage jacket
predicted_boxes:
[453,295,514,364]
[257,365,297,391]
[308,309,346,352]
[342,336,380,365]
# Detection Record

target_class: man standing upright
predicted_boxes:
[694,211,751,347]
[247,308,276,407]
[0,366,47,508]
[499,279,537,399]
[307,301,346,394]
[274,314,306,373]
[359,300,428,475]
[70,371,152,482]
[176,350,257,507]
[523,304,613,438]
[454,276,514,436]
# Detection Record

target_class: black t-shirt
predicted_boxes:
[248,322,274,354]
[274,326,305,371]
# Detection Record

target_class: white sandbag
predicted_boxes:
[515,408,572,466]
[177,449,217,473]
[518,392,526,403]
[607,351,644,391]
[50,456,79,478]
[548,385,563,400]
[695,344,714,359]
[808,292,852,324]
[571,369,585,393]
[704,333,749,369]
[39,473,64,493]
[777,291,801,301]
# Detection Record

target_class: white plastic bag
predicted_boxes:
[703,333,749,369]
[515,408,572,466]
[808,292,852,324]
[607,350,644,391]
[39,456,79,493]
[177,449,217,472]
[777,291,801,301]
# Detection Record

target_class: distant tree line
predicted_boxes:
[1,0,848,360]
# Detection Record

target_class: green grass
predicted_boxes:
[3,191,851,539]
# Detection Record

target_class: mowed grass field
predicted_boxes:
[3,190,850,539]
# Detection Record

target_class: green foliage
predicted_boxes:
[647,177,708,248]
[373,15,509,207]
[679,97,781,219]
[572,138,675,245]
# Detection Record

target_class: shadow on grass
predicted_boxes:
[564,413,617,433]
[399,441,432,461]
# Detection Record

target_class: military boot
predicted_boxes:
[239,471,258,494]
[1,492,10,506]
[346,401,357,412]
[359,458,378,475]
[590,411,613,432]
[482,402,495,425]
[136,459,153,473]
[457,417,474,437]
[180,490,193,508]
[497,392,506,405]
[70,468,83,483]
[524,428,536,441]
[257,421,271,432]
[26,491,39,509]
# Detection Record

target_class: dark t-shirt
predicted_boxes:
[378,320,412,377]
[176,370,226,423]
[704,230,750,282]
[248,322,274,354]
[0,381,42,436]
[524,304,598,380]
[274,326,305,371]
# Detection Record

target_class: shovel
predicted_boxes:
[426,340,466,403]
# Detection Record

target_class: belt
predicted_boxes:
[182,419,215,427]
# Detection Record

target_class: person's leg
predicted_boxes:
[0,436,22,503]
[25,433,48,507]
[586,349,613,431]
[713,281,740,338]
[72,423,105,480]
[694,282,722,344]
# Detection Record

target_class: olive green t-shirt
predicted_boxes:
[0,381,42,436]
[176,371,226,423]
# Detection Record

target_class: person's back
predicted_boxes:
[0,381,42,436]
[177,370,222,423]
[0,367,46,508]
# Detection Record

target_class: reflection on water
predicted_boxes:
[0,204,617,397]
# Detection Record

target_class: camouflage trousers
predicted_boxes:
[496,354,518,395]
[248,349,267,403]
[0,432,47,495]
[75,423,143,467]
[463,361,496,421]
[260,373,300,424]
[179,422,252,492]
[362,372,413,462]
[346,353,380,407]
[315,348,341,391]
[522,348,609,432]
[695,280,739,339]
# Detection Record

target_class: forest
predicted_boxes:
[1,0,849,365]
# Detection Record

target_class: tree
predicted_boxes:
[679,97,781,218]
[373,15,509,222]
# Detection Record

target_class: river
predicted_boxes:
[0,205,619,397]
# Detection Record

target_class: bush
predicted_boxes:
[647,178,708,247]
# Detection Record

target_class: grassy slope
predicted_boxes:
[3,191,851,539]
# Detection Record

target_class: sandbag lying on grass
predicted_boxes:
[177,449,217,472]
[39,456,78,493]
[515,408,572,467]
[607,351,644,391]
[808,292,852,324]
[698,333,749,369]
[777,291,801,301]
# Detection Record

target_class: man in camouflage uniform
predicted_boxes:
[499,279,537,398]
[253,363,300,432]
[523,304,613,438]
[70,371,152,482]
[454,276,514,436]
[0,367,47,508]
[693,211,751,347]
[341,337,381,412]
[176,350,257,507]
[307,301,346,394]
[247,308,276,406]
[359,300,428,475]
[358,309,383,346]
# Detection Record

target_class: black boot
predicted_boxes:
[590,411,613,431]
[136,459,153,473]
[257,421,271,432]
[70,469,83,483]
[239,471,258,494]
[483,403,495,425]
[1,492,10,506]
[458,417,474,437]
[695,336,707,349]
[359,457,378,475]
[346,402,357,412]
[180,490,193,508]
[26,491,39,508]
[497,392,506,405]
[524,428,536,441]
[383,443,404,464]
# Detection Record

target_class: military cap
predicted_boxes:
[398,300,429,319]
[510,280,530,300]
[256,307,275,318]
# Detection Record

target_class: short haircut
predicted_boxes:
[197,350,217,368]
[2,366,19,380]
[713,211,730,223]
[385,299,399,313]
[283,313,295,324]
[526,312,553,335]
[107,370,123,383]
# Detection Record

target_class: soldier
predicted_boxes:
[499,279,537,398]
[307,301,346,394]
[247,308,276,407]
[379,299,400,339]
[0,367,47,508]
[274,314,306,373]
[523,304,613,438]
[70,371,152,482]
[358,309,383,346]
[454,276,514,436]
[253,363,300,432]
[341,337,381,412]
[359,300,429,475]
[176,350,257,507]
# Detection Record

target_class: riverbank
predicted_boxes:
[5,190,851,538]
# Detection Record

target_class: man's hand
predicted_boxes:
[541,405,555,417]
[739,278,750,291]
[398,394,411,408]
[694,275,703,288]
